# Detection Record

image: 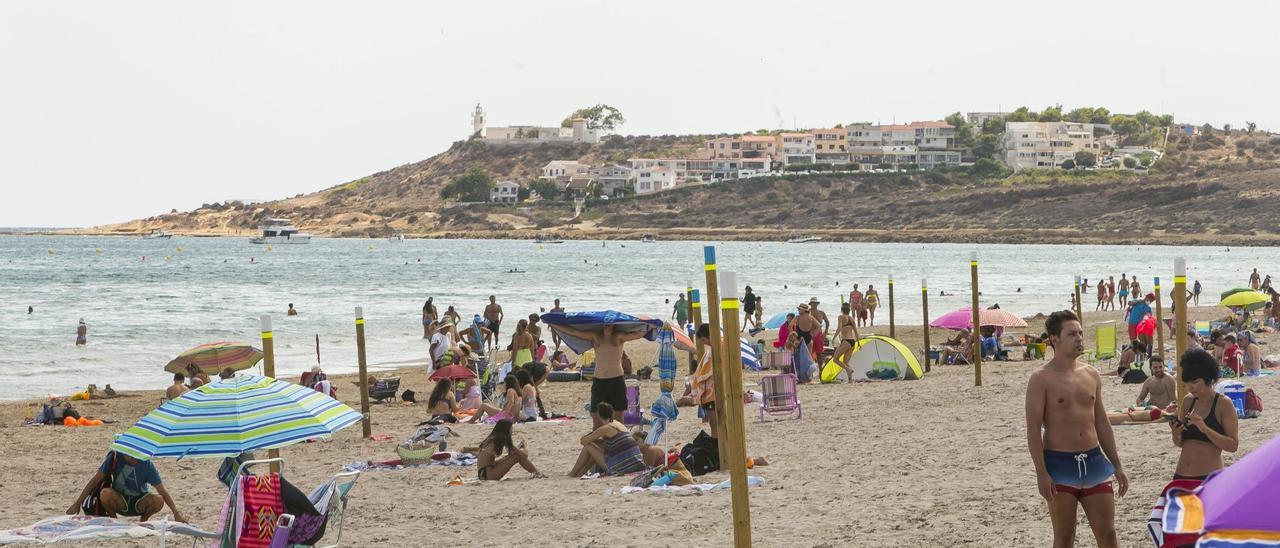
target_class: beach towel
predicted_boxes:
[792,341,815,383]
[613,475,766,495]
[0,515,213,545]
[343,453,477,472]
[1148,478,1204,548]
[239,473,283,548]
[539,310,662,354]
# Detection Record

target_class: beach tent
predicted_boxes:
[839,336,923,381]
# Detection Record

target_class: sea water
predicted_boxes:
[0,235,1267,400]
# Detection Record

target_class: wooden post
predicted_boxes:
[691,288,704,362]
[1154,277,1165,357]
[1074,275,1084,326]
[970,252,982,387]
[355,307,371,439]
[702,246,730,469]
[1174,258,1188,415]
[717,270,753,548]
[888,276,895,339]
[686,284,695,329]
[922,279,931,373]
[260,315,280,471]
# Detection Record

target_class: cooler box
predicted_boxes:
[1216,380,1247,418]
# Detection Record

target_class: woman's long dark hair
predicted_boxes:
[503,374,519,394]
[427,379,452,409]
[514,369,533,387]
[483,419,516,456]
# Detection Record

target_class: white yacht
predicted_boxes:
[786,235,822,244]
[533,235,564,244]
[142,229,172,240]
[250,219,311,244]
[388,232,405,242]
[640,234,657,243]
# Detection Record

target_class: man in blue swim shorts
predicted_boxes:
[1026,310,1128,548]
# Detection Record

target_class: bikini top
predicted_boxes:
[1182,393,1225,443]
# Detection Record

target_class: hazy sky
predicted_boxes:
[3,0,1277,227]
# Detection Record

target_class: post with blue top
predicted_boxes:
[1174,258,1188,415]
[690,286,703,362]
[1154,276,1165,361]
[970,252,982,387]
[355,307,371,439]
[717,270,753,548]
[701,246,730,469]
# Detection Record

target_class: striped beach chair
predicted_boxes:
[757,373,802,422]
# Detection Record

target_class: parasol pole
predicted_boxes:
[717,270,753,548]
[888,274,895,338]
[315,334,321,366]
[260,315,280,472]
[922,278,931,373]
[970,252,982,387]
[1154,277,1165,361]
[1174,259,1188,415]
[702,245,730,470]
[355,307,371,439]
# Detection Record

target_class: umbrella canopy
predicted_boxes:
[164,341,263,375]
[740,338,760,371]
[430,364,477,382]
[109,374,362,460]
[1219,287,1256,301]
[1163,433,1280,540]
[540,310,663,355]
[763,312,790,330]
[667,322,695,353]
[1219,290,1270,310]
[929,307,1028,330]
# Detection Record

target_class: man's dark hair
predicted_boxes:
[1179,348,1220,385]
[219,368,235,379]
[696,323,710,339]
[174,372,185,382]
[1045,310,1079,337]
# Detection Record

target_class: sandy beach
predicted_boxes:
[2,306,1277,547]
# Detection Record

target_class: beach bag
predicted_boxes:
[678,430,720,476]
[1245,388,1263,418]
[1121,368,1148,384]
[82,452,116,516]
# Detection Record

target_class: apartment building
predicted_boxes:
[634,167,677,194]
[628,158,688,181]
[704,136,742,159]
[780,132,815,165]
[1001,122,1099,170]
[847,121,960,168]
[489,180,521,204]
[967,112,1009,128]
[812,128,848,164]
[741,135,779,161]
[541,160,590,181]
[591,164,634,196]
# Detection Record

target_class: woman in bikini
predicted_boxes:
[476,419,544,480]
[865,286,879,326]
[467,375,521,424]
[426,379,459,423]
[567,402,646,477]
[830,303,862,382]
[515,369,540,422]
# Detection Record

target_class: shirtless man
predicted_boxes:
[1137,358,1176,409]
[484,296,504,346]
[1117,274,1130,307]
[76,319,88,346]
[1025,310,1127,548]
[550,323,649,425]
[165,373,189,400]
[830,303,861,382]
[1249,268,1261,290]
[549,299,564,349]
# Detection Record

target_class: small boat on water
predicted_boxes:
[142,230,172,240]
[787,235,822,244]
[250,219,311,245]
[533,236,564,244]
[640,234,657,243]
[388,232,404,242]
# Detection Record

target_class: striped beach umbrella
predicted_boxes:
[740,337,760,371]
[164,341,263,375]
[109,374,362,460]
[647,328,680,445]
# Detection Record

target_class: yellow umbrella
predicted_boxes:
[1219,290,1270,309]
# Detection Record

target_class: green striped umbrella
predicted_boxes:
[109,374,362,460]
[164,341,263,375]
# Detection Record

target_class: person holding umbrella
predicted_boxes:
[67,450,185,523]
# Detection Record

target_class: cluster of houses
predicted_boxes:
[477,105,1135,202]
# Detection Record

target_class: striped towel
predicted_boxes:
[1147,478,1203,548]
[239,473,283,548]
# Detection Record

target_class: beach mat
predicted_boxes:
[613,475,766,496]
[344,453,476,472]
[0,515,213,545]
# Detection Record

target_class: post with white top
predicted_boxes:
[260,315,280,471]
[888,275,896,339]
[701,246,729,469]
[717,270,753,548]
[922,278,931,373]
[970,252,982,387]
[355,307,371,439]
[1174,259,1188,415]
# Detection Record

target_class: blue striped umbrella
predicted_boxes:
[647,328,680,445]
[109,374,362,460]
[740,338,760,371]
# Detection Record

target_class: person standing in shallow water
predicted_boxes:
[1025,310,1127,548]
[76,319,88,346]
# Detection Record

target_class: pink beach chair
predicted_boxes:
[757,373,802,422]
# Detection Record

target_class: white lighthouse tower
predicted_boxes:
[471,103,485,137]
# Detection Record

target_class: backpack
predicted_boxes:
[678,430,720,477]
[1245,388,1263,418]
[82,452,115,516]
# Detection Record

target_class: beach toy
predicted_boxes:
[76,417,93,426]
[746,458,755,469]
[63,416,77,426]
[651,470,677,487]
[446,475,464,487]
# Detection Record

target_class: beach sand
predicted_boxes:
[2,306,1278,547]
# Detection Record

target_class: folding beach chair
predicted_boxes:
[764,350,791,371]
[367,377,400,404]
[757,373,802,422]
[622,382,645,427]
[1092,322,1117,366]
[206,458,361,548]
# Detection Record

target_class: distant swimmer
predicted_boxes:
[76,319,88,346]
[28,306,33,314]
[250,257,255,263]
[1017,288,1023,293]
[287,303,298,316]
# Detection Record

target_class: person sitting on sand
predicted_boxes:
[1221,333,1243,375]
[1137,357,1177,409]
[632,432,669,468]
[165,373,188,401]
[515,369,540,421]
[772,312,795,350]
[467,375,521,424]
[938,329,972,365]
[426,379,459,423]
[1109,340,1146,377]
[1239,331,1262,376]
[68,451,186,523]
[568,402,646,477]
[520,362,549,419]
[549,350,574,370]
[185,364,210,389]
[476,419,544,481]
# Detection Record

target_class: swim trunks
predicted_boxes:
[1044,446,1115,499]
[1119,290,1129,298]
[590,376,628,414]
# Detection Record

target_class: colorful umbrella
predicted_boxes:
[1219,287,1255,301]
[109,374,362,460]
[1162,433,1280,545]
[740,338,760,371]
[540,310,663,355]
[646,328,679,445]
[763,312,790,329]
[430,364,477,382]
[1219,290,1269,310]
[164,341,263,375]
[929,307,1028,330]
[666,321,695,353]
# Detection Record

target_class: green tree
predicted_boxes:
[1223,123,1232,133]
[946,112,975,147]
[972,134,1001,159]
[1122,157,1138,169]
[1134,110,1160,129]
[1065,107,1095,123]
[1005,106,1037,123]
[982,118,1006,135]
[439,168,494,202]
[528,179,560,200]
[561,104,626,132]
[1246,121,1257,133]
[969,158,1008,179]
[1060,158,1075,170]
[1108,115,1142,136]
[1074,151,1097,168]
[1158,114,1174,126]
[1038,104,1064,122]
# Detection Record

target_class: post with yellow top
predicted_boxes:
[1174,258,1188,414]
[702,246,730,469]
[1074,275,1084,325]
[260,315,280,470]
[355,307,371,439]
[686,283,695,329]
[1154,276,1165,357]
[921,278,931,373]
[970,252,982,387]
[717,270,753,548]
[888,275,896,338]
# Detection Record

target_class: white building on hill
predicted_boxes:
[471,104,600,145]
[490,181,521,204]
[1001,122,1099,171]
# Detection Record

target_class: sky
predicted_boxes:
[2,0,1278,227]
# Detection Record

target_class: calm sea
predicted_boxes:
[0,235,1263,400]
